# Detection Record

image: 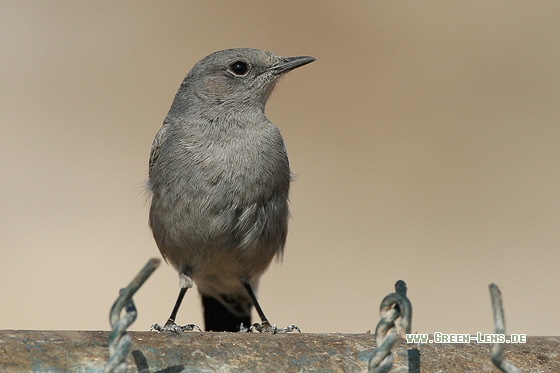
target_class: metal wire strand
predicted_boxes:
[104,258,161,373]
[489,283,522,373]
[368,280,412,373]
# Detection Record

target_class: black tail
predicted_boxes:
[202,295,251,332]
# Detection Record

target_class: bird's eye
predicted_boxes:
[229,61,249,76]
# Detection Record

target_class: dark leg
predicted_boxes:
[243,282,271,327]
[165,287,187,326]
[241,281,301,334]
[150,272,200,333]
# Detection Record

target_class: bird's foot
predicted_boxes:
[150,321,202,333]
[239,321,301,334]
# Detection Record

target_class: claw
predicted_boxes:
[150,322,202,333]
[239,322,301,334]
[278,324,301,333]
[179,323,203,332]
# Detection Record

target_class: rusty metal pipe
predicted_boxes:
[0,331,558,372]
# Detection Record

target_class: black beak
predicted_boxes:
[271,56,316,74]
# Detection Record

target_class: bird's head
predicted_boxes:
[169,48,315,117]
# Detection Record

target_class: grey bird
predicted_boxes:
[147,48,315,333]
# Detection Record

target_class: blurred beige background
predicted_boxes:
[1,1,559,336]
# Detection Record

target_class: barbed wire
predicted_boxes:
[104,258,161,373]
[97,262,534,372]
[489,283,522,373]
[368,280,412,373]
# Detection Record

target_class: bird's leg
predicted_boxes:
[243,282,271,329]
[151,272,201,333]
[240,282,301,334]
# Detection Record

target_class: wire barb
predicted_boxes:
[104,258,161,373]
[489,283,522,373]
[368,280,412,373]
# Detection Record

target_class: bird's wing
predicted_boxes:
[149,123,168,175]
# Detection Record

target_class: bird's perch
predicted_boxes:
[0,331,558,372]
